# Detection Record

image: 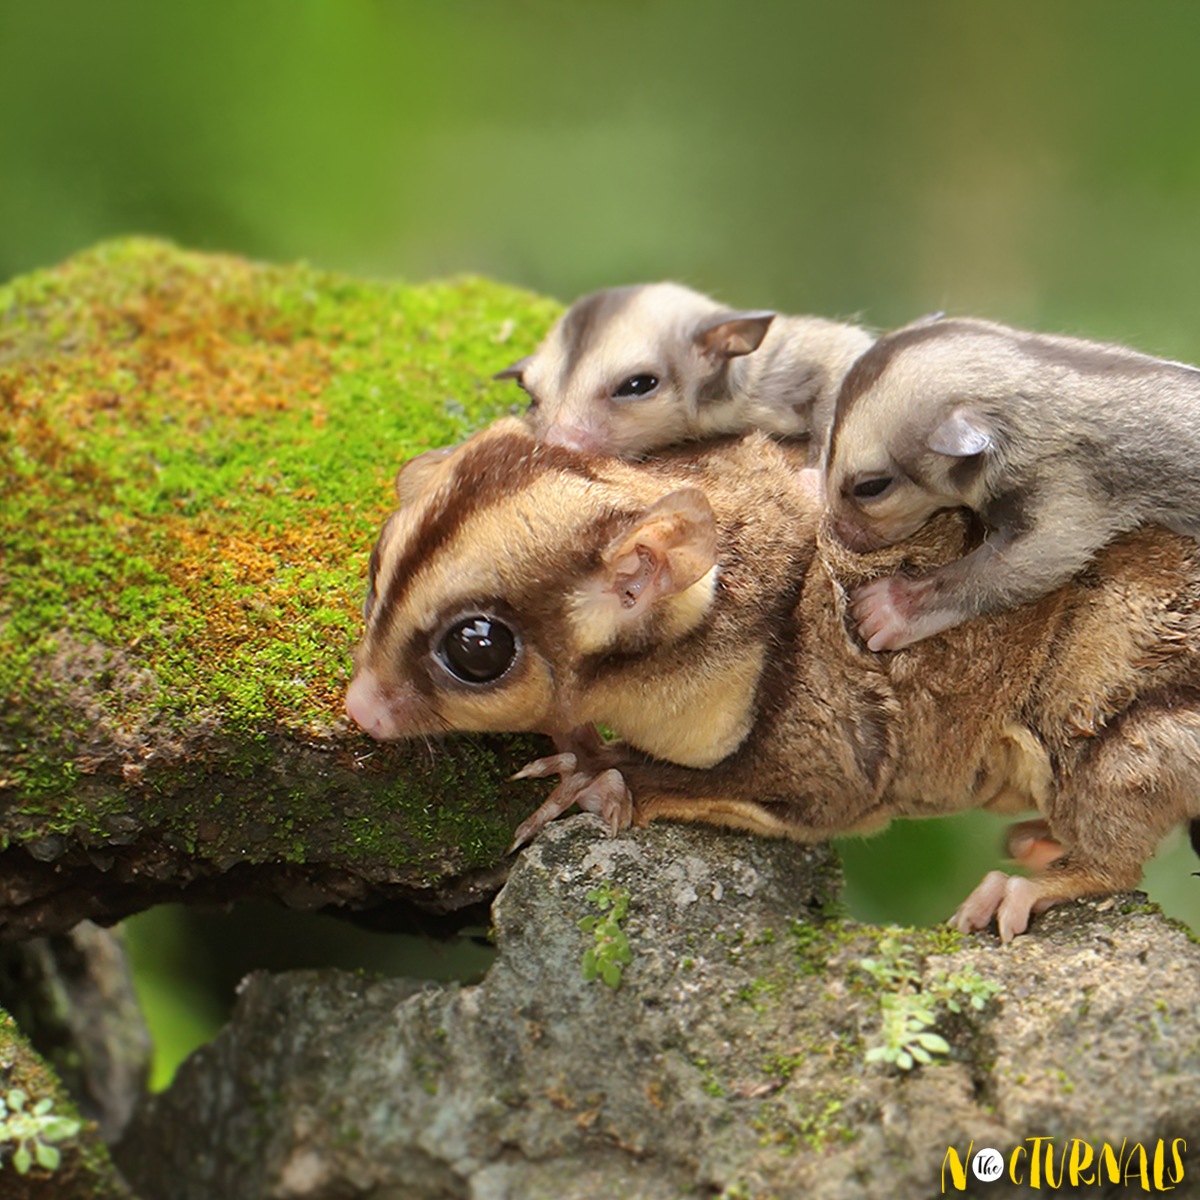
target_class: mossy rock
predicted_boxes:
[0,239,563,938]
[0,1007,130,1198]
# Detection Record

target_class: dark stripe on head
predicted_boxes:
[557,286,642,386]
[363,511,399,622]
[372,431,599,646]
[828,318,967,458]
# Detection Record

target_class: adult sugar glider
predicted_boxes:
[347,418,1200,941]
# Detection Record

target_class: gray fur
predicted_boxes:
[499,282,874,462]
[825,315,1200,651]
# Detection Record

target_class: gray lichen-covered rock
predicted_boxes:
[115,817,1200,1199]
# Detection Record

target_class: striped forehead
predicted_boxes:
[536,285,706,393]
[369,429,605,639]
[552,285,642,381]
[829,322,959,444]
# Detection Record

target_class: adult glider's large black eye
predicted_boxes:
[439,616,517,683]
[852,476,894,501]
[613,373,660,400]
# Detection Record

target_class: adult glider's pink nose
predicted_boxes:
[345,670,399,740]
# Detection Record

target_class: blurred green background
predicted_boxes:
[7,0,1200,1085]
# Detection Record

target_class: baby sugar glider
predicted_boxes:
[346,418,1200,942]
[825,315,1200,651]
[496,282,873,462]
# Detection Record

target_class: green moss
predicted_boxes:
[761,1040,829,1083]
[911,926,966,956]
[0,241,557,734]
[753,1090,855,1155]
[734,977,779,1011]
[0,1009,128,1195]
[788,915,859,977]
[0,239,562,880]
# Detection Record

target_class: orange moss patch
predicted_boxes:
[0,238,560,749]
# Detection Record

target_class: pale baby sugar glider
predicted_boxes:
[497,282,873,463]
[825,315,1200,651]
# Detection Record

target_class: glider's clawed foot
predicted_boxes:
[951,869,1042,943]
[508,748,632,853]
[850,574,948,651]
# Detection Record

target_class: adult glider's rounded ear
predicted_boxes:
[600,487,719,613]
[394,444,457,505]
[570,486,721,654]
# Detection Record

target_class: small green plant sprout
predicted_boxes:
[860,937,1002,1071]
[577,881,633,990]
[865,995,950,1070]
[0,1089,81,1174]
[858,936,921,989]
[928,966,1003,1014]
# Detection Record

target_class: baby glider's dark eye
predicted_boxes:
[613,374,660,400]
[439,616,517,683]
[852,476,894,501]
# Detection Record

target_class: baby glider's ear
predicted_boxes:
[927,407,993,457]
[693,309,776,359]
[601,487,719,613]
[493,355,532,381]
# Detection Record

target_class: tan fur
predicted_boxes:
[347,421,1200,939]
[569,566,719,656]
[577,642,765,768]
[977,724,1055,815]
